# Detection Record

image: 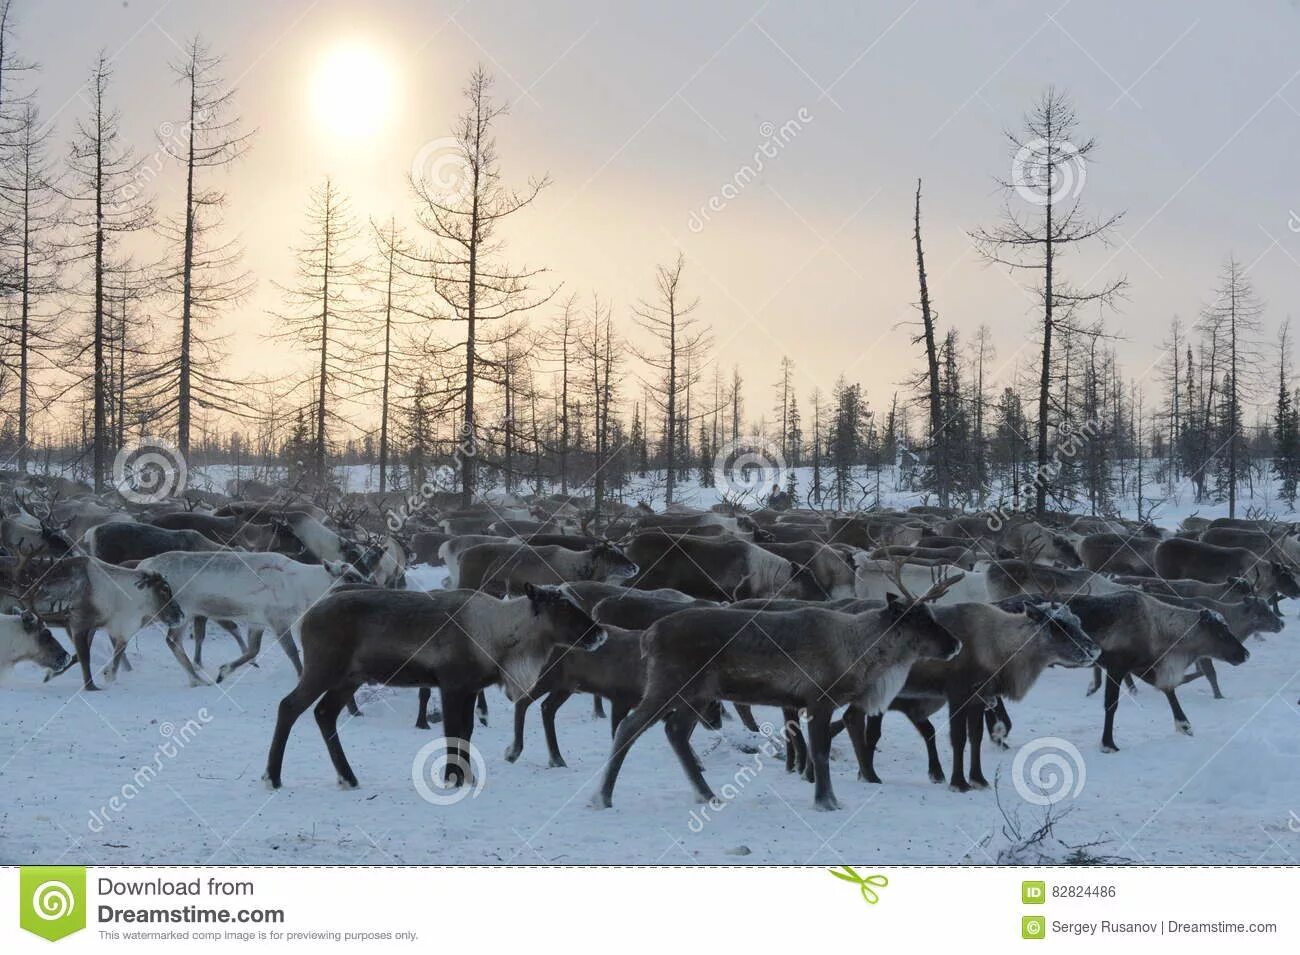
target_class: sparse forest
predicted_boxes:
[0,4,1294,524]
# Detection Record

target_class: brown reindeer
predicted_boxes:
[592,573,963,811]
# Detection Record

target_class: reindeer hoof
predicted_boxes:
[859,771,882,784]
[337,777,359,790]
[262,773,281,790]
[813,795,841,811]
[949,781,971,793]
[548,757,567,769]
[84,683,102,692]
[970,777,989,790]
[503,746,521,763]
[589,792,613,809]
[215,666,232,683]
[1100,743,1119,754]
[929,771,946,784]
[1175,721,1193,737]
[993,739,1010,750]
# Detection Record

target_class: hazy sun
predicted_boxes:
[311,41,395,138]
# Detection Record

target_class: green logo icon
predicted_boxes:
[1022,880,1046,904]
[828,865,888,905]
[19,867,86,942]
[1022,915,1047,940]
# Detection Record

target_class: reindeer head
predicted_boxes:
[526,583,604,651]
[1269,561,1300,599]
[6,606,72,679]
[136,570,184,627]
[1197,608,1249,666]
[591,541,638,581]
[1050,533,1083,568]
[324,560,370,585]
[1022,601,1100,666]
[1239,594,1285,636]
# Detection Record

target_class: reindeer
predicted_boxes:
[842,597,1099,790]
[264,584,604,790]
[135,551,366,684]
[592,574,963,811]
[1154,537,1300,605]
[452,540,639,596]
[17,555,186,691]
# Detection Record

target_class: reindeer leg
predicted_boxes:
[807,705,840,811]
[594,692,669,808]
[966,706,988,789]
[610,698,630,737]
[216,619,250,656]
[1195,659,1224,699]
[947,698,971,792]
[986,698,1012,749]
[192,616,207,668]
[733,704,761,732]
[265,676,331,788]
[103,634,128,682]
[476,690,489,726]
[913,715,945,783]
[164,624,211,687]
[1101,663,1125,753]
[664,709,713,803]
[1085,664,1103,696]
[216,626,265,683]
[438,689,475,788]
[591,695,606,719]
[415,686,441,728]
[1164,688,1193,736]
[505,692,536,764]
[315,685,362,788]
[841,706,877,783]
[540,689,572,767]
[274,627,304,676]
[74,627,99,692]
[783,707,808,775]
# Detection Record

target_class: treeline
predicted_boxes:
[0,2,1294,515]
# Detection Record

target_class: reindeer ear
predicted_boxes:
[20,610,39,632]
[884,592,904,614]
[523,582,539,602]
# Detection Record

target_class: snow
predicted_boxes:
[2,469,1300,865]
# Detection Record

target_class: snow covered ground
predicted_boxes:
[3,468,1300,865]
[3,556,1300,866]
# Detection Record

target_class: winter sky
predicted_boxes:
[14,0,1300,424]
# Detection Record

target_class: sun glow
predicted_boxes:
[311,41,395,138]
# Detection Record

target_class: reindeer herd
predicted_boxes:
[1,472,1295,814]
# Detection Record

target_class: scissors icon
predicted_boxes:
[828,866,889,904]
